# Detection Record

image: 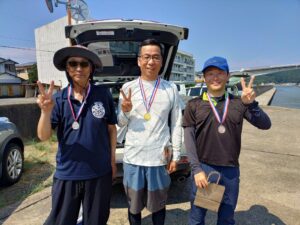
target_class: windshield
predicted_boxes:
[88,41,139,70]
[189,87,200,96]
[87,41,165,78]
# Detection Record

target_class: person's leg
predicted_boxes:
[82,172,112,225]
[44,178,81,225]
[188,174,207,225]
[146,166,170,225]
[128,209,142,225]
[152,207,166,225]
[217,167,240,225]
[123,163,146,225]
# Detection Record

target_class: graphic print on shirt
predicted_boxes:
[92,102,105,118]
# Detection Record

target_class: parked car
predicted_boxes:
[65,19,191,184]
[226,83,239,96]
[186,83,239,98]
[0,117,24,186]
[186,83,207,98]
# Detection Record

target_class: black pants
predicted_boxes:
[128,207,166,225]
[44,173,112,225]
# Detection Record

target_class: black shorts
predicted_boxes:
[44,172,112,225]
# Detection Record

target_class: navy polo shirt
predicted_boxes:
[51,84,117,180]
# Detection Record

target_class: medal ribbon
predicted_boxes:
[67,83,91,122]
[207,92,229,124]
[139,77,160,113]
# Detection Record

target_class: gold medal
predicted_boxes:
[144,113,151,121]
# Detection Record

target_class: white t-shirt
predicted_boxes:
[117,77,183,166]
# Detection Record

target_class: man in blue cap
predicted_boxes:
[183,56,271,224]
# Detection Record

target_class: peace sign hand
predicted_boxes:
[36,80,55,113]
[120,88,132,112]
[241,76,256,105]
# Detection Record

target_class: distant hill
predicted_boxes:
[254,68,300,84]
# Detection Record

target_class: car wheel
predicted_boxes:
[1,143,24,185]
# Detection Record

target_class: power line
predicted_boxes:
[0,45,55,53]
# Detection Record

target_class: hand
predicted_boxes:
[111,162,117,179]
[241,76,256,104]
[194,171,208,188]
[36,81,55,113]
[167,161,177,174]
[120,88,132,112]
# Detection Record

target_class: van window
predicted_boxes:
[189,87,200,96]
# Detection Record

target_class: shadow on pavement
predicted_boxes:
[234,205,286,225]
[151,204,285,225]
[143,208,189,225]
[0,162,54,224]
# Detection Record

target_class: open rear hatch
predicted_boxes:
[65,19,188,83]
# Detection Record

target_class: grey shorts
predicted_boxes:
[123,163,171,214]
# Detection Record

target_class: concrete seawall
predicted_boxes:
[0,98,39,140]
[256,87,277,106]
[0,86,276,140]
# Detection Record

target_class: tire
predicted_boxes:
[1,143,24,186]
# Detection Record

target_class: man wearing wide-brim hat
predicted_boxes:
[37,45,117,225]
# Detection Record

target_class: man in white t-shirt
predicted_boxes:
[118,39,182,225]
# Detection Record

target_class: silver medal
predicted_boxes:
[218,125,226,134]
[72,121,80,130]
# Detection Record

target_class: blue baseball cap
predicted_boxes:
[202,56,229,73]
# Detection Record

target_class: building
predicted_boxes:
[36,17,195,87]
[0,58,24,97]
[16,62,36,80]
[170,50,195,83]
[35,16,71,88]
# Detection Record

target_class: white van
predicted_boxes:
[66,19,191,184]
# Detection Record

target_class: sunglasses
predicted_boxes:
[67,61,90,69]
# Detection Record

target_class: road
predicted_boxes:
[0,106,300,225]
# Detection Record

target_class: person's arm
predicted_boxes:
[184,126,202,174]
[244,101,271,129]
[36,81,55,141]
[108,124,117,179]
[37,111,53,141]
[168,85,183,173]
[184,127,208,188]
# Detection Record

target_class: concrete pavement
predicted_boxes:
[0,105,300,225]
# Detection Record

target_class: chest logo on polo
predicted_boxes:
[92,102,105,118]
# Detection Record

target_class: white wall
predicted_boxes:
[35,16,71,88]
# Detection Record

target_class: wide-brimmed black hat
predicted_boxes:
[53,45,102,71]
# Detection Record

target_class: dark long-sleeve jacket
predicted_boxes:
[183,93,271,175]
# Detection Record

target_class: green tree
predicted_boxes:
[28,64,38,83]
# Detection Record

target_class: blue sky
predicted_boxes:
[0,0,299,71]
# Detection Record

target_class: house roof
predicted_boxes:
[0,73,22,84]
[16,62,36,68]
[0,57,18,64]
